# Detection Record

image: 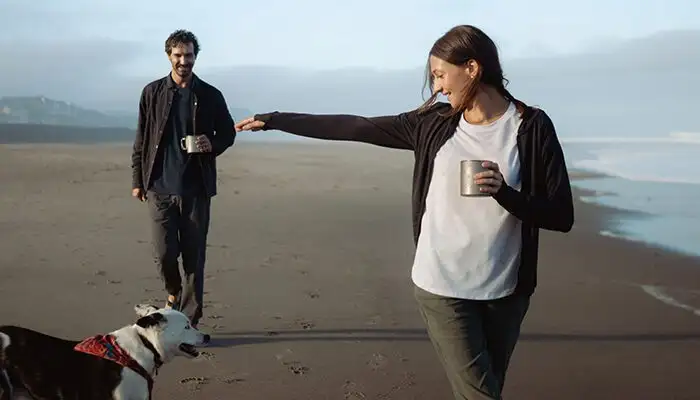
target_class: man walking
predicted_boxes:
[131,29,236,328]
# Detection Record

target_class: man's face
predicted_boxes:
[168,43,196,78]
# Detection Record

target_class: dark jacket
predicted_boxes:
[131,73,236,197]
[254,102,574,296]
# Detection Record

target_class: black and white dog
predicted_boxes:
[0,304,209,399]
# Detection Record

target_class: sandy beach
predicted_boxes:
[1,140,699,399]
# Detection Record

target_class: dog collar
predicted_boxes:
[138,333,163,372]
[74,334,155,398]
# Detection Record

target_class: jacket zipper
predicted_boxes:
[192,94,198,134]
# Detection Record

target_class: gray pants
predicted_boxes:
[147,191,211,326]
[414,285,530,400]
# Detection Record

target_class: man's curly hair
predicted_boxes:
[165,29,200,56]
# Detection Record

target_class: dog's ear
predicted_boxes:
[136,312,167,329]
[134,303,159,317]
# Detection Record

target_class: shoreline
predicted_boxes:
[569,170,700,259]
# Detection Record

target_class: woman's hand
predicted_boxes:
[235,116,265,132]
[473,161,504,195]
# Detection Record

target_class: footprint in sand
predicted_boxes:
[207,314,223,320]
[376,372,417,399]
[295,319,315,330]
[368,353,389,371]
[107,279,121,285]
[198,351,216,360]
[199,321,225,331]
[342,381,367,399]
[275,348,310,376]
[179,376,210,391]
[179,376,210,384]
[260,255,277,268]
[210,323,225,331]
[203,301,230,310]
[221,376,246,384]
[276,350,311,375]
[141,297,161,304]
[305,290,320,299]
[94,270,107,277]
[283,361,310,375]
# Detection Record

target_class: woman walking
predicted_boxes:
[235,25,574,400]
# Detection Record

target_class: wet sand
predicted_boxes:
[0,141,698,399]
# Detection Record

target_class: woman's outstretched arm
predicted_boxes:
[236,109,423,150]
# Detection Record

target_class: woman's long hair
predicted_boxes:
[418,25,526,116]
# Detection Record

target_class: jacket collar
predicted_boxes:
[516,105,544,137]
[165,72,199,90]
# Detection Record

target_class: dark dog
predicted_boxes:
[0,304,209,399]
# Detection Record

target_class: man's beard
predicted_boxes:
[175,64,193,76]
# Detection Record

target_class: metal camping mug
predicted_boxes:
[460,160,491,197]
[180,135,203,154]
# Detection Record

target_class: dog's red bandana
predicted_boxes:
[74,334,154,398]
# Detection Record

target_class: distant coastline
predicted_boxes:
[0,123,135,144]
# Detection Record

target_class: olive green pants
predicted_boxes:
[414,285,530,400]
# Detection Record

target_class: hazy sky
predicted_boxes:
[3,0,698,74]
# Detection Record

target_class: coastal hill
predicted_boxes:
[0,96,254,129]
[0,96,133,128]
[0,96,256,143]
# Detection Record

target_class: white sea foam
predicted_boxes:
[562,133,700,185]
[599,230,624,239]
[564,132,700,258]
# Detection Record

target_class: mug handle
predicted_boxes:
[180,137,187,151]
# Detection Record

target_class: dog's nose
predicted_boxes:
[203,334,211,344]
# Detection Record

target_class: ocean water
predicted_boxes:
[561,132,700,257]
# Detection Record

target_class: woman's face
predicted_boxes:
[429,55,476,108]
